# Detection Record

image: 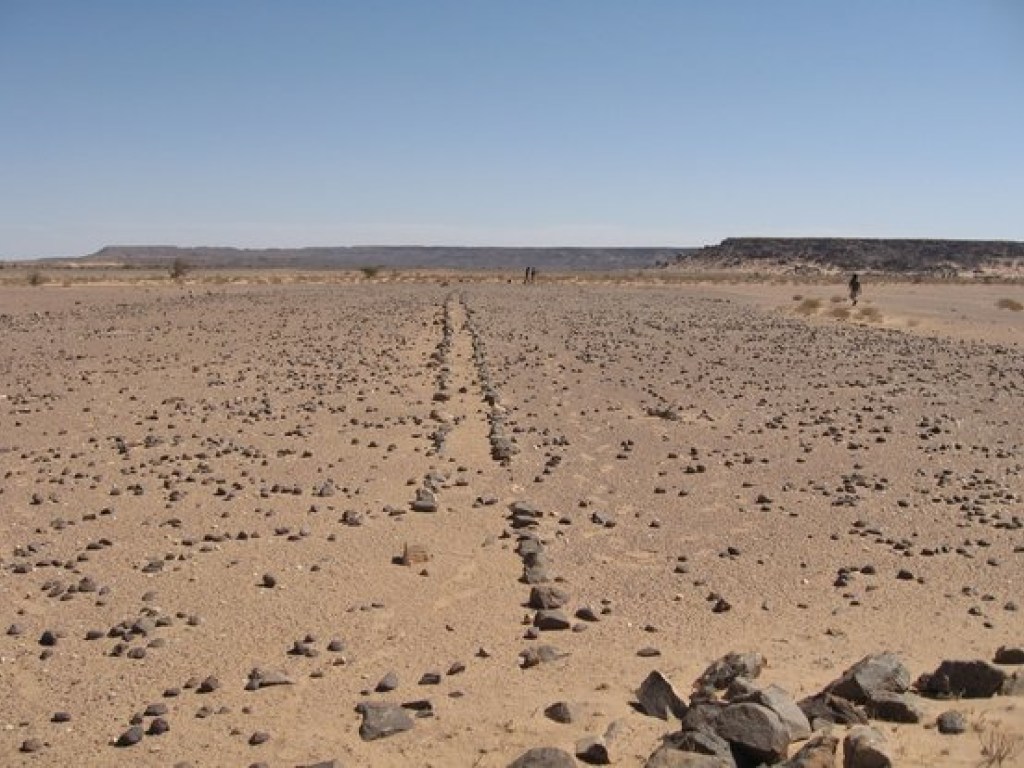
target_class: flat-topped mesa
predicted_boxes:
[677,237,1024,275]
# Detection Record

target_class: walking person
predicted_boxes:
[848,273,862,306]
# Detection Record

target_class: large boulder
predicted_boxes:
[823,653,910,704]
[843,725,892,768]
[714,702,790,764]
[732,685,811,742]
[915,659,1007,698]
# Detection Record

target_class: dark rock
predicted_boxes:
[534,609,571,631]
[865,691,925,723]
[696,652,765,690]
[376,671,399,692]
[714,702,790,763]
[780,732,838,768]
[20,738,44,753]
[520,645,568,668]
[823,653,910,704]
[575,736,610,765]
[994,646,1024,664]
[528,585,569,610]
[197,676,220,693]
[249,731,271,745]
[544,701,579,724]
[645,747,732,767]
[843,725,891,768]
[936,710,967,734]
[355,701,414,740]
[116,725,145,747]
[733,684,811,741]
[915,659,1007,698]
[148,717,170,735]
[637,670,688,720]
[508,747,578,768]
[798,692,867,727]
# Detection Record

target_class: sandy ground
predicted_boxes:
[0,278,1021,767]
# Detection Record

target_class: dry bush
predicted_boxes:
[360,266,382,279]
[830,294,846,303]
[977,726,1024,767]
[829,306,851,320]
[995,297,1023,311]
[27,270,46,286]
[792,294,803,301]
[794,298,822,315]
[169,258,190,280]
[856,306,883,322]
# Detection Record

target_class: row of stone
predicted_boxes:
[463,300,519,464]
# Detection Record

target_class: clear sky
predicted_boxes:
[1,1,1022,259]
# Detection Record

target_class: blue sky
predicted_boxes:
[1,1,1022,258]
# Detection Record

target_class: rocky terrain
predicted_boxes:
[69,246,684,272]
[674,238,1024,277]
[0,278,1021,767]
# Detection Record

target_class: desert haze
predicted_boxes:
[1,274,1022,768]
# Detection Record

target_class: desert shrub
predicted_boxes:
[794,298,822,315]
[169,258,190,279]
[995,298,1023,311]
[978,726,1023,767]
[856,306,882,322]
[792,294,803,301]
[27,270,46,286]
[830,295,845,303]
[829,307,851,320]
[360,266,381,279]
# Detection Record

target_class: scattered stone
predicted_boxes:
[529,585,570,610]
[544,701,579,724]
[936,710,967,734]
[401,543,430,566]
[508,747,578,768]
[355,701,414,741]
[994,646,1024,664]
[575,735,610,765]
[115,725,145,747]
[20,738,44,753]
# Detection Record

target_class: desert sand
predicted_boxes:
[1,276,1021,767]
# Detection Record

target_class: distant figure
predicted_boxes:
[849,273,861,306]
[530,267,537,284]
[524,266,537,284]
[524,267,531,284]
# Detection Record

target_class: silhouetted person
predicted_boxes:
[849,274,861,306]
[524,267,531,284]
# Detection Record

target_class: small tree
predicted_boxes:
[27,270,46,286]
[360,265,381,279]
[169,258,190,280]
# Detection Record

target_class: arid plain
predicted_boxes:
[1,275,1022,767]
